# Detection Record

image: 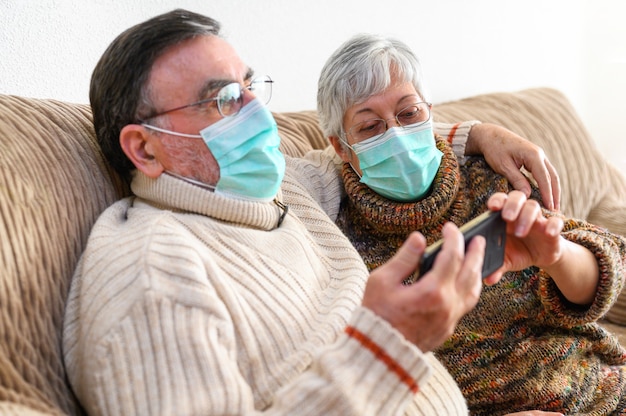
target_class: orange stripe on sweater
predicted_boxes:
[345,326,419,394]
[446,122,461,144]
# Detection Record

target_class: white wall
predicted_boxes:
[1,0,625,175]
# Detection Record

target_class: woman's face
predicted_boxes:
[331,76,422,175]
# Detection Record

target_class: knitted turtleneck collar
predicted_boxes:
[130,171,287,231]
[341,139,461,235]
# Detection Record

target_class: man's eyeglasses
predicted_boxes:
[346,102,432,143]
[141,75,273,121]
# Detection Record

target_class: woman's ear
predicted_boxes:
[329,136,353,163]
[119,124,165,178]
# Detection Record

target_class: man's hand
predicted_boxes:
[466,123,561,211]
[362,223,484,353]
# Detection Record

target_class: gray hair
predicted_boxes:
[316,33,427,140]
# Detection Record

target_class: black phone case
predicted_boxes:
[419,210,506,279]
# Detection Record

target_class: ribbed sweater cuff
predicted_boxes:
[345,307,432,393]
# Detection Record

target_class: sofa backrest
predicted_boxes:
[0,95,126,415]
[432,88,626,236]
[1,88,626,414]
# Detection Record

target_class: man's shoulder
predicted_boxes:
[97,196,133,220]
[88,196,196,249]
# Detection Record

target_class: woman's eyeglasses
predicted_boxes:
[347,102,432,143]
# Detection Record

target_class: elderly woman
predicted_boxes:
[316,33,626,415]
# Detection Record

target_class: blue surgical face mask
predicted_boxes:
[347,120,443,202]
[143,98,285,202]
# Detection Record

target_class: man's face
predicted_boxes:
[144,35,253,186]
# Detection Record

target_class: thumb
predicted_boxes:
[504,168,532,198]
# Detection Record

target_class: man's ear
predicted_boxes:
[329,136,353,163]
[119,124,165,178]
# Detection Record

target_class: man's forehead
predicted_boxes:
[149,36,249,97]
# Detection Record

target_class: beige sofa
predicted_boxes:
[1,87,626,415]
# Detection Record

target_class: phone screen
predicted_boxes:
[418,210,506,279]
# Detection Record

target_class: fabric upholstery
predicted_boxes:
[0,96,126,416]
[1,88,625,414]
[274,110,327,156]
[432,88,626,232]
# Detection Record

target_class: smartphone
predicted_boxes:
[418,210,506,279]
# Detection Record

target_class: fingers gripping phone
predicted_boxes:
[419,210,506,279]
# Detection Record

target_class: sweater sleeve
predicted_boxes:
[273,307,437,415]
[538,212,626,326]
[285,148,345,221]
[433,121,481,165]
[74,295,443,415]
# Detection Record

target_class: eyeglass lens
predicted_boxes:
[349,102,431,142]
[218,76,272,117]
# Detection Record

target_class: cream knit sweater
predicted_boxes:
[62,151,468,415]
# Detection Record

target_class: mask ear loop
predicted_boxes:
[339,134,362,179]
[142,124,202,139]
[165,171,217,191]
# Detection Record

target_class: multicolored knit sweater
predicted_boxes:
[335,138,626,415]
